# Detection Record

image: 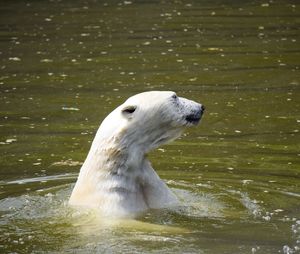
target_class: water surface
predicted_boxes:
[0,0,299,253]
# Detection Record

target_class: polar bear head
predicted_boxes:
[95,91,205,153]
[69,91,205,214]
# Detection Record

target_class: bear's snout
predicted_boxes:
[185,104,205,125]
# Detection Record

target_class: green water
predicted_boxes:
[0,0,299,253]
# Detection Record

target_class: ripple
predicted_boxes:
[5,173,77,185]
[0,176,299,253]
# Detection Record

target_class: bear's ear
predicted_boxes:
[121,105,137,115]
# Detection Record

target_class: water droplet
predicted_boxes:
[9,57,21,61]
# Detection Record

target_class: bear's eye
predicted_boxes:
[122,105,137,114]
[171,94,178,100]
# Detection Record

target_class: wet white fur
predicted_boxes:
[69,91,203,218]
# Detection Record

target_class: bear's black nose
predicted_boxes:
[201,105,205,112]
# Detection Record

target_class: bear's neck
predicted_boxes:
[78,136,146,184]
[69,136,149,212]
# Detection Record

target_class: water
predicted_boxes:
[0,0,299,253]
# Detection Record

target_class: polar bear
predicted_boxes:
[69,91,205,218]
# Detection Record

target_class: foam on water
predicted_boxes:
[0,175,299,253]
